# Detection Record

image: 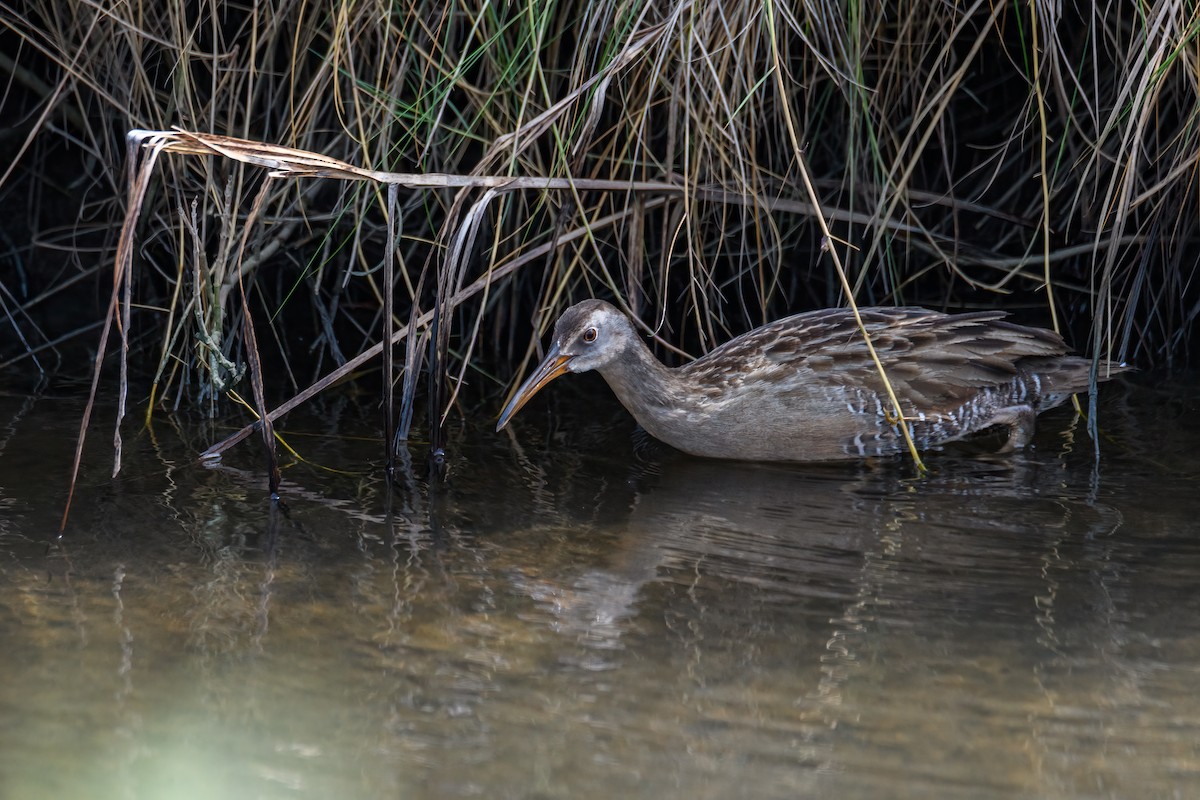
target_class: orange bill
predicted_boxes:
[496,343,572,430]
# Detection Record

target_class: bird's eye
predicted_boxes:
[582,327,598,343]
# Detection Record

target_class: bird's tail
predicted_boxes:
[1028,356,1131,409]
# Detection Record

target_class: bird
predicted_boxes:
[495,299,1127,462]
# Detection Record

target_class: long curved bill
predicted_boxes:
[496,343,573,431]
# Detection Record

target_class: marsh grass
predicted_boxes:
[2,1,1197,514]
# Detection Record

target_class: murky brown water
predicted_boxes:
[1,374,1198,799]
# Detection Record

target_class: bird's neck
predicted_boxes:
[595,336,680,419]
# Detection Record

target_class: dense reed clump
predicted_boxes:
[1,1,1196,460]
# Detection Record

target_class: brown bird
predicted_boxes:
[496,299,1127,462]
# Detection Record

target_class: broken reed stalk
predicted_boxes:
[59,134,169,534]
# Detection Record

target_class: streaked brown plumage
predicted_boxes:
[496,299,1128,462]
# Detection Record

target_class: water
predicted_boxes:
[1,375,1198,798]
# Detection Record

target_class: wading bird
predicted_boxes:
[497,300,1126,462]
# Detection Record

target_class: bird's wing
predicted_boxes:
[684,307,1070,412]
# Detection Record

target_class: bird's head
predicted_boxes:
[496,300,634,430]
